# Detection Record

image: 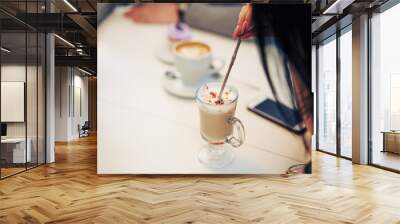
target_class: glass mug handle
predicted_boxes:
[226,117,245,148]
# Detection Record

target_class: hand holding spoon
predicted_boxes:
[217,39,241,103]
[217,26,254,103]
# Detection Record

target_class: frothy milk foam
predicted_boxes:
[176,42,210,58]
[197,84,238,143]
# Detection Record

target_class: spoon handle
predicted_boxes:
[218,38,242,100]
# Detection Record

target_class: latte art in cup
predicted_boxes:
[176,42,210,58]
[173,41,225,86]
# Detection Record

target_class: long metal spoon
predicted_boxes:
[217,25,254,102]
[217,38,242,102]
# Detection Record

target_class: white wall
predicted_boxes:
[1,65,37,138]
[1,64,46,164]
[71,73,89,138]
[55,67,89,141]
[1,66,26,135]
[55,67,70,141]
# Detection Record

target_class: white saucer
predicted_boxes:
[155,43,175,65]
[162,70,222,99]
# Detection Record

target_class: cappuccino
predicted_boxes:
[196,82,245,168]
[173,41,216,86]
[196,83,238,143]
[176,42,210,58]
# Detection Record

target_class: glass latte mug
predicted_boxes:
[195,82,245,168]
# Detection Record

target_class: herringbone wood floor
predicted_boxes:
[1,135,400,224]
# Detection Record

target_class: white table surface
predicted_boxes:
[1,137,32,163]
[97,8,308,174]
[1,138,26,143]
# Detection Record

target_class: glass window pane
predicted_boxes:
[26,0,39,170]
[1,31,28,177]
[371,4,400,171]
[340,29,352,158]
[27,31,38,169]
[0,1,46,179]
[318,37,337,154]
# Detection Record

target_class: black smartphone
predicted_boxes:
[247,96,305,134]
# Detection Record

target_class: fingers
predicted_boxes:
[233,4,253,39]
[243,5,252,32]
[124,7,144,21]
[241,20,248,36]
[240,31,253,40]
[237,4,249,26]
[124,4,178,24]
[233,19,253,39]
[233,6,246,38]
[232,26,239,38]
[124,7,137,18]
[233,5,248,38]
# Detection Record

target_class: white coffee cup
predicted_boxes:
[173,41,224,86]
